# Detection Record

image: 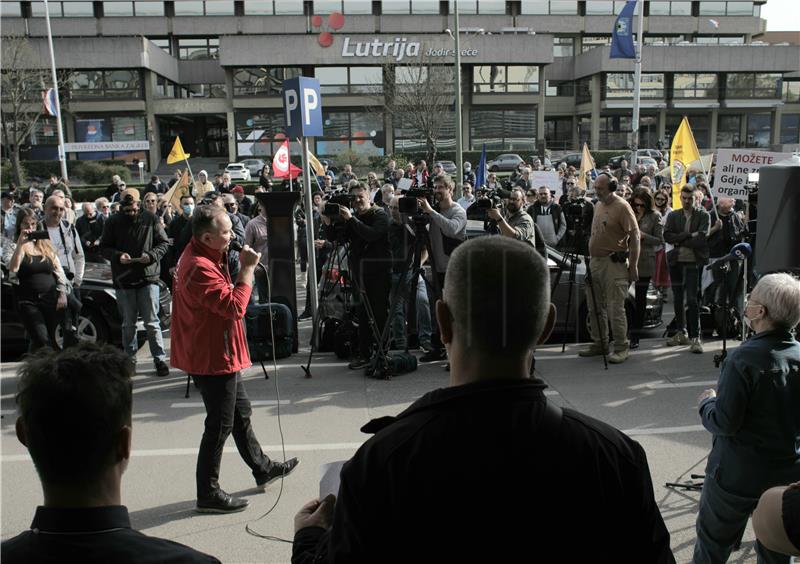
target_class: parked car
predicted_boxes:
[609,150,665,169]
[224,162,252,181]
[437,160,457,175]
[1,262,171,359]
[553,153,584,169]
[241,158,265,176]
[464,220,662,341]
[487,153,524,172]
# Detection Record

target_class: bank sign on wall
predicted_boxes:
[341,37,480,62]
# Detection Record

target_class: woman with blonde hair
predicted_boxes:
[7,207,69,351]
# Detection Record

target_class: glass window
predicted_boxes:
[673,73,718,98]
[717,114,741,147]
[780,114,800,145]
[666,115,710,148]
[349,67,382,93]
[63,2,94,16]
[648,2,670,15]
[175,1,205,15]
[586,1,614,15]
[783,80,800,103]
[69,70,105,96]
[313,0,342,13]
[753,4,760,17]
[448,0,478,13]
[0,2,22,16]
[576,77,592,104]
[671,2,691,15]
[699,2,726,15]
[104,2,134,16]
[553,37,574,57]
[275,0,303,13]
[605,73,664,98]
[149,38,172,54]
[244,0,273,14]
[316,67,348,94]
[727,1,753,16]
[343,0,372,13]
[746,113,771,148]
[479,0,506,14]
[550,1,577,14]
[134,1,164,15]
[411,0,439,14]
[546,80,574,96]
[718,36,744,44]
[30,2,62,17]
[727,73,780,98]
[179,38,219,60]
[105,70,141,96]
[581,35,611,52]
[470,109,536,151]
[473,65,539,94]
[382,1,410,13]
[520,1,548,14]
[112,116,146,140]
[205,1,234,15]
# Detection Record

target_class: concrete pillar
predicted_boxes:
[537,65,546,150]
[143,70,160,171]
[461,64,471,151]
[740,113,748,148]
[657,108,666,145]
[591,75,601,149]
[225,68,236,163]
[771,106,782,147]
[709,108,719,151]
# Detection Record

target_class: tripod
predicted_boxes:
[712,261,733,368]
[552,247,582,353]
[403,216,441,358]
[584,258,609,370]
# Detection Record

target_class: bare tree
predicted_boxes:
[0,35,54,185]
[371,51,456,166]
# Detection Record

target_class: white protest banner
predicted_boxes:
[530,170,560,194]
[713,149,791,200]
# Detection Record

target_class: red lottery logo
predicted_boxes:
[312,11,345,48]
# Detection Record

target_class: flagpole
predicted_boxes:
[43,0,68,182]
[630,0,644,170]
[182,157,196,196]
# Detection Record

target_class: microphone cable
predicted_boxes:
[236,252,291,544]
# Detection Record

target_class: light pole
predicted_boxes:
[43,0,68,182]
[453,0,463,199]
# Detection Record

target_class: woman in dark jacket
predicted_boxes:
[7,207,68,351]
[259,164,273,191]
[630,188,663,348]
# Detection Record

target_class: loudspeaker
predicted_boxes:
[754,156,800,274]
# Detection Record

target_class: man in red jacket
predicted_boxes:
[171,205,298,514]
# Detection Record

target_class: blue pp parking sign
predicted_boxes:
[283,77,323,138]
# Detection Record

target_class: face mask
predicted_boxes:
[182,204,194,215]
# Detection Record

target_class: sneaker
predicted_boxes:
[256,458,300,491]
[608,349,629,364]
[629,337,640,350]
[348,357,370,370]
[154,359,170,377]
[666,331,689,347]
[578,343,607,357]
[419,349,447,363]
[690,338,704,354]
[196,491,249,514]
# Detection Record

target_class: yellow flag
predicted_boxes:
[161,170,191,214]
[306,149,326,178]
[166,136,190,165]
[669,117,701,209]
[577,143,595,190]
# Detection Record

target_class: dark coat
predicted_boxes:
[663,206,710,266]
[100,210,169,288]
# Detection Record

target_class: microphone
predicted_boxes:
[712,242,751,270]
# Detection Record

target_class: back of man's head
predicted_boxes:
[15,343,133,488]
[443,237,550,355]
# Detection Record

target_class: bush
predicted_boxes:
[1,160,26,187]
[73,162,131,185]
[332,149,371,175]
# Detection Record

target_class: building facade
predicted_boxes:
[1,0,799,170]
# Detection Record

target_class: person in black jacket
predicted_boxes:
[100,189,170,377]
[290,237,675,564]
[322,182,391,370]
[75,202,106,263]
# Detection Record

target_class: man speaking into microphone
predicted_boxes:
[171,205,299,514]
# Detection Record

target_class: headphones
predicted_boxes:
[596,171,618,192]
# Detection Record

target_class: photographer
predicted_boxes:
[323,183,391,370]
[414,174,467,363]
[559,182,594,256]
[487,188,536,248]
[529,186,566,248]
[579,173,640,364]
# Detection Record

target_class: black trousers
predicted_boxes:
[631,276,651,340]
[17,295,59,352]
[355,267,391,359]
[191,372,272,498]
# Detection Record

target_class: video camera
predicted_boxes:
[466,187,508,222]
[398,188,434,215]
[323,192,355,217]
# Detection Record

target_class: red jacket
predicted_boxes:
[170,238,252,375]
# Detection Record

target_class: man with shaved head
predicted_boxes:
[76,201,106,263]
[290,237,673,564]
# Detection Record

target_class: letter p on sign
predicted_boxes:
[283,77,323,138]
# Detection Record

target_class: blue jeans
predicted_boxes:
[693,474,789,564]
[116,284,166,363]
[389,272,432,348]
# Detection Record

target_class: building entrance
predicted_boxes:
[158,115,228,159]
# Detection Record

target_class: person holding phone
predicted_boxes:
[6,208,69,352]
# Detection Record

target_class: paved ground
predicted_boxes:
[0,284,763,563]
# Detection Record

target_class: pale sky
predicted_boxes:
[761,0,800,32]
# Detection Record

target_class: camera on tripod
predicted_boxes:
[398,188,434,215]
[323,193,355,217]
[466,188,506,222]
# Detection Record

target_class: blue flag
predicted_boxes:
[475,144,487,189]
[610,0,637,59]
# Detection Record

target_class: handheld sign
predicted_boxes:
[283,77,323,138]
[713,149,791,200]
